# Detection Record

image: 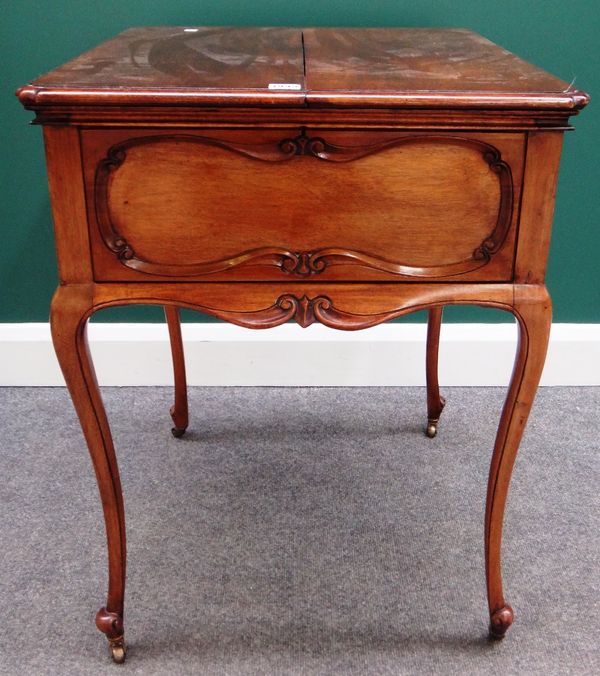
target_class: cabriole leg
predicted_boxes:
[50,285,127,663]
[425,306,445,438]
[164,305,189,438]
[485,289,551,639]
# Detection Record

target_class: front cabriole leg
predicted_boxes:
[50,285,127,663]
[485,286,551,639]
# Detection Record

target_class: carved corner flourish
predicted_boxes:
[94,131,514,279]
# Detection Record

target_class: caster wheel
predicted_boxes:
[109,641,126,664]
[425,421,438,438]
[171,426,186,438]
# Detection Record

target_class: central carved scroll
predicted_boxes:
[93,130,515,280]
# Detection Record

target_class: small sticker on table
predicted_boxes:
[268,83,302,90]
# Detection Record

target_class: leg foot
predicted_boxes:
[96,607,126,662]
[425,396,445,438]
[171,418,186,438]
[489,604,514,639]
[170,408,188,438]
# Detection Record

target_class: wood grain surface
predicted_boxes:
[303,28,588,109]
[82,128,523,282]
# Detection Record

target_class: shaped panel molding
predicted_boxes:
[93,130,515,280]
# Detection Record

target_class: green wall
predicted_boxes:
[2,1,598,323]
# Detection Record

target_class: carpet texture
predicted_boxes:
[0,386,598,675]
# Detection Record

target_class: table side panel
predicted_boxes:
[43,127,93,283]
[81,128,525,283]
[514,131,564,284]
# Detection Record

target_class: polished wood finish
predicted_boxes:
[19,27,306,108]
[83,129,522,283]
[302,28,588,109]
[18,27,588,662]
[18,27,588,111]
[42,127,93,284]
[514,132,565,284]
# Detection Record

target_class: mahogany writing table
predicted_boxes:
[17,27,589,663]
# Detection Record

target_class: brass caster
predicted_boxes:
[489,604,514,640]
[96,608,126,663]
[171,426,186,438]
[425,421,438,438]
[109,638,126,664]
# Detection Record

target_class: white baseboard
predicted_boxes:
[0,323,598,386]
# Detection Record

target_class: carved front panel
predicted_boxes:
[83,129,524,282]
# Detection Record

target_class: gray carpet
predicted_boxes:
[0,386,598,675]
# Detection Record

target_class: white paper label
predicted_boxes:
[268,83,302,90]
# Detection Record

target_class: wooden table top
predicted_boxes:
[17,26,589,110]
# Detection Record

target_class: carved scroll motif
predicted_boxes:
[472,149,513,262]
[94,131,514,278]
[95,147,136,262]
[215,293,454,330]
